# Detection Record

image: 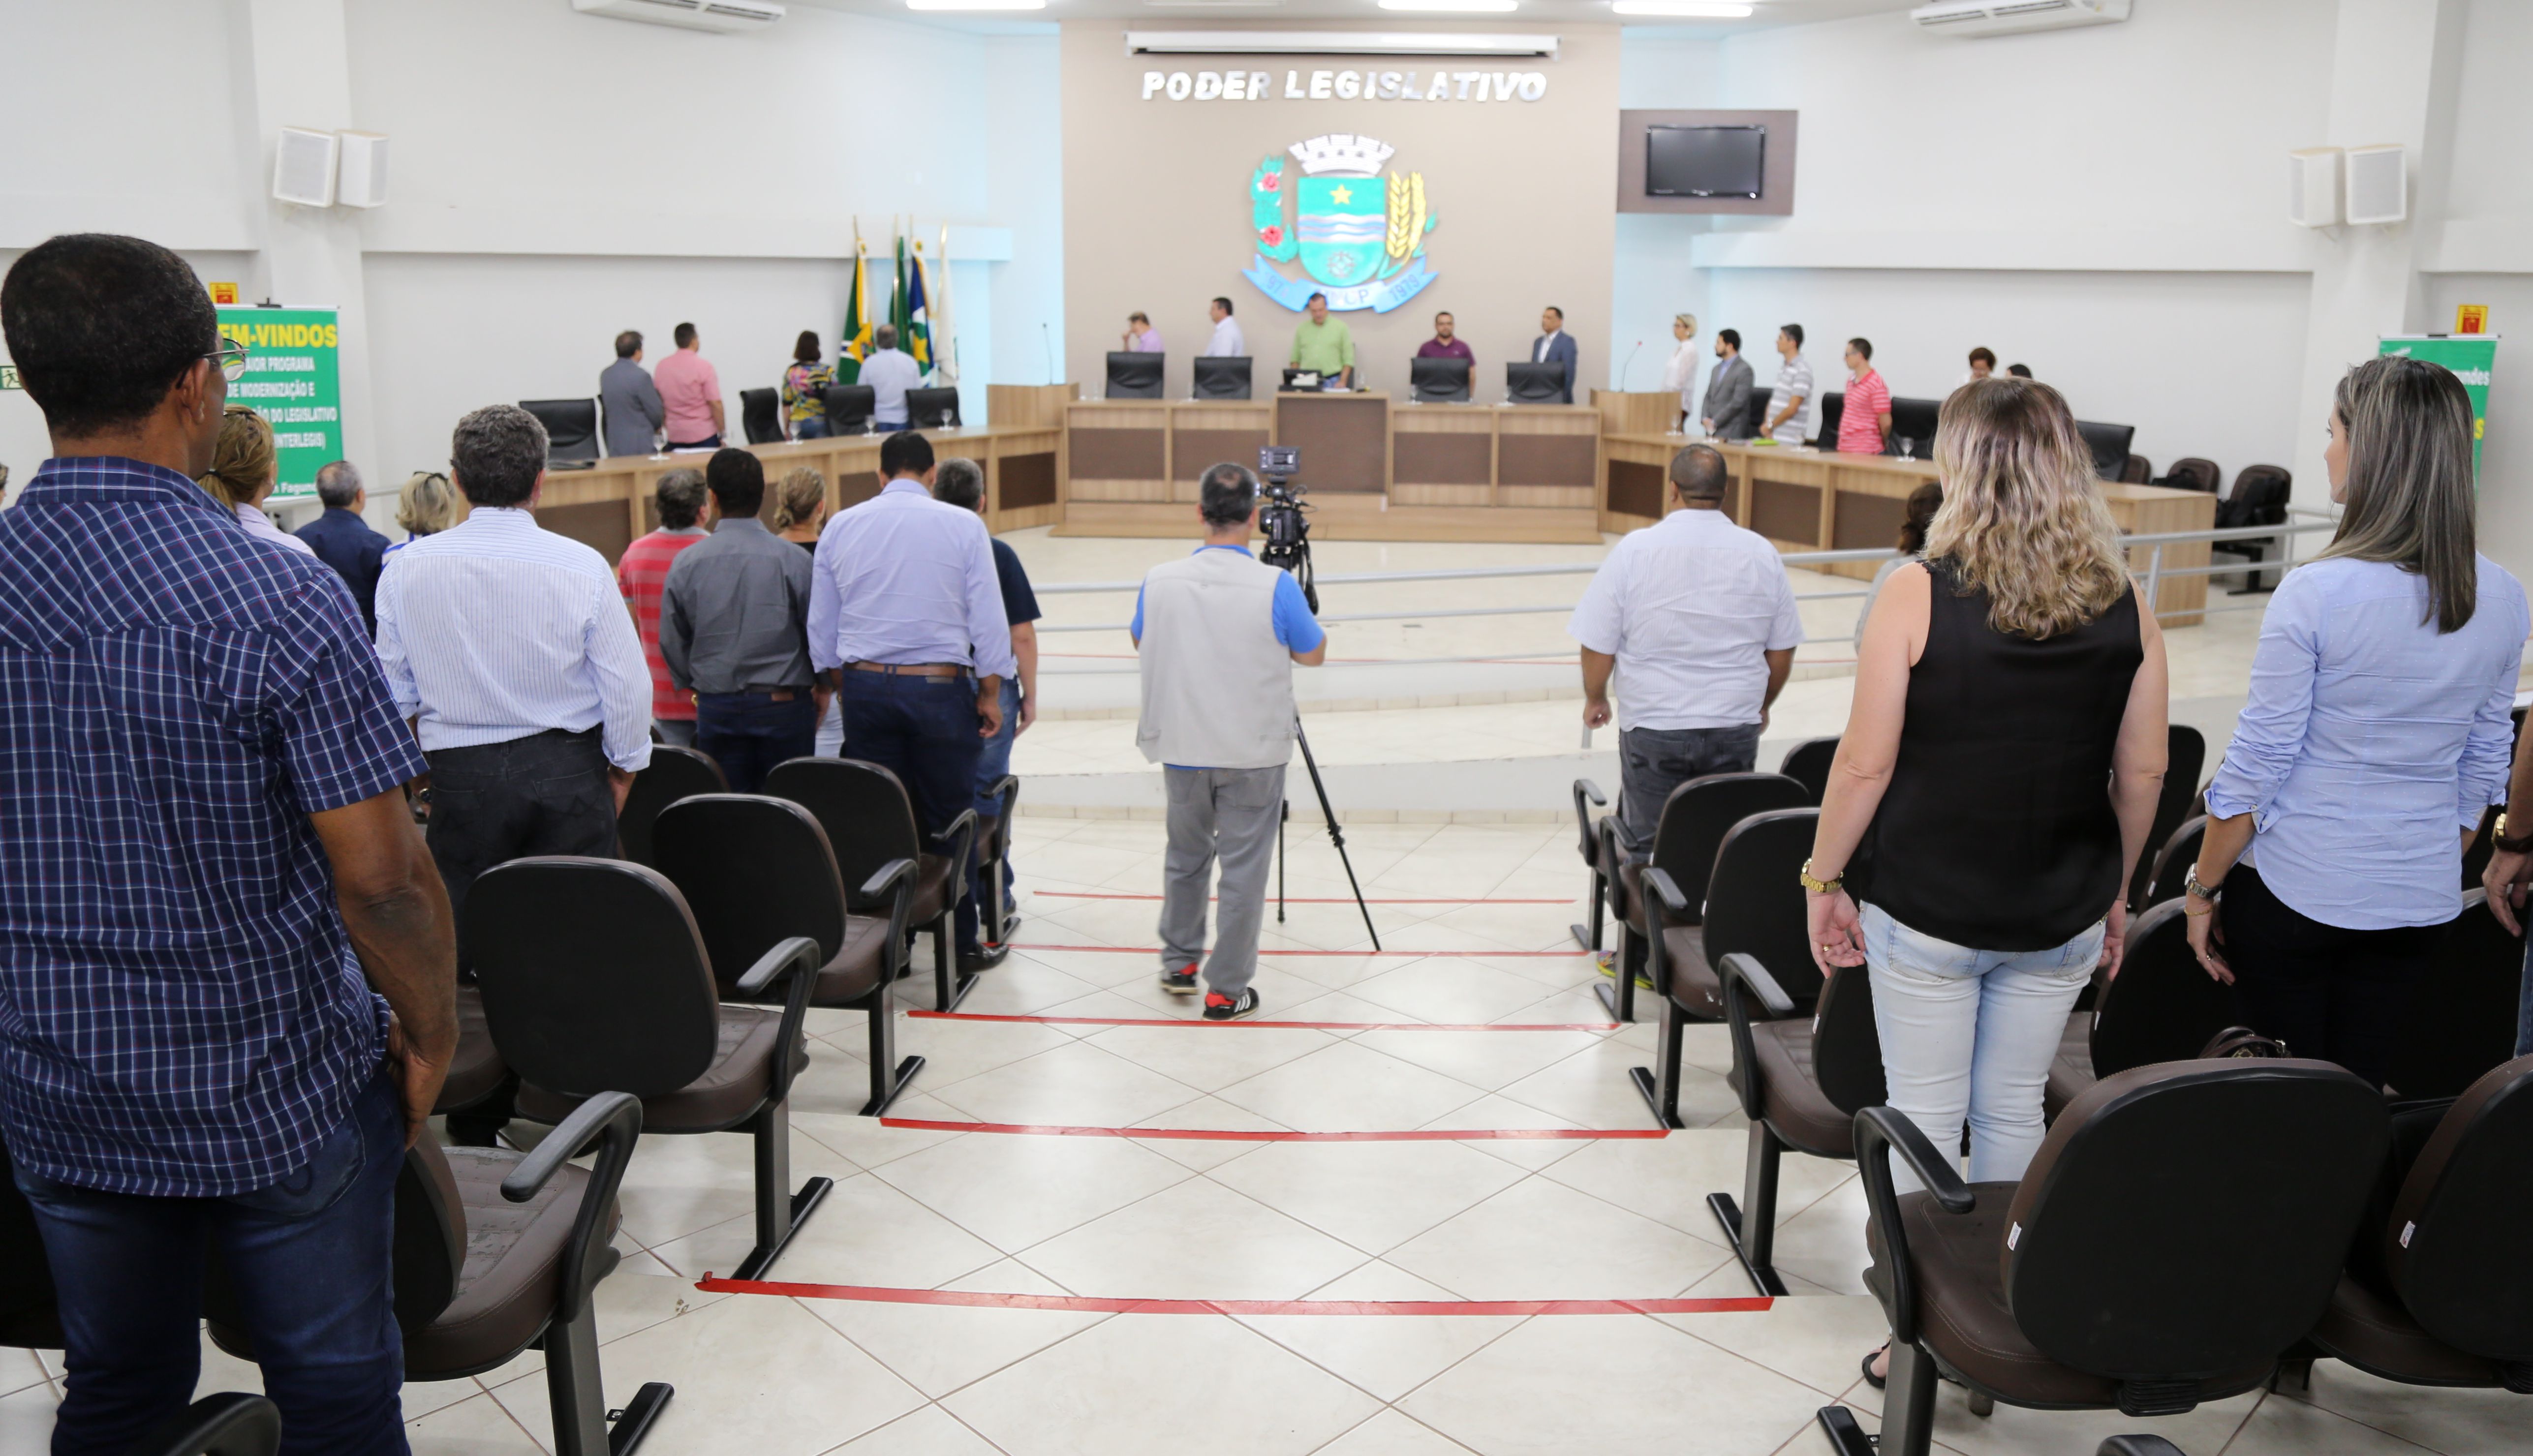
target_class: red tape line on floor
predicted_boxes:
[1031,892,1577,906]
[695,1276,1772,1318]
[1015,942,1588,959]
[908,1009,1620,1031]
[879,1117,1664,1143]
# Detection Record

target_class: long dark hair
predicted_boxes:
[2323,356,2478,633]
[793,330,821,365]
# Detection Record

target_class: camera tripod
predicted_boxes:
[1275,714,1379,950]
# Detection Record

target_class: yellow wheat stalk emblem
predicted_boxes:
[1385,171,1427,261]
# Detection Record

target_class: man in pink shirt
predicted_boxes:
[1838,336,1893,455]
[653,321,726,449]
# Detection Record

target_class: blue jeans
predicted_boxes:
[794,416,831,440]
[695,691,818,794]
[1861,902,2102,1194]
[839,668,985,952]
[16,1074,407,1456]
[1617,722,1762,857]
[970,679,1022,925]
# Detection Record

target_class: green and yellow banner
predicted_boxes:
[217,305,342,500]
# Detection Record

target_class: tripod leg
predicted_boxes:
[1278,800,1287,924]
[1294,721,1378,951]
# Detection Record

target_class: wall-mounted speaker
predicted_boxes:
[336,132,389,208]
[2344,143,2407,225]
[2287,147,2341,228]
[272,126,338,208]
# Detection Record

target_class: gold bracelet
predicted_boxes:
[2183,902,2213,917]
[1798,858,1844,895]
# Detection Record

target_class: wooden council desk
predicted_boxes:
[1600,433,2218,626]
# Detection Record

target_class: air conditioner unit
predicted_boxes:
[571,0,785,34]
[1910,0,2131,38]
[272,127,338,208]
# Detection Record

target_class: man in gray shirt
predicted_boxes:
[659,448,820,791]
[599,330,665,457]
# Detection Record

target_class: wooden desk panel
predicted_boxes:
[1273,392,1389,492]
[1392,407,1493,500]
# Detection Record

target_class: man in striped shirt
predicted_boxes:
[374,404,653,957]
[1763,323,1814,445]
[1838,337,1894,455]
[615,469,709,745]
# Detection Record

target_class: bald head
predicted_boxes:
[1670,444,1728,505]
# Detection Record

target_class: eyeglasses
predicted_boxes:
[205,342,250,384]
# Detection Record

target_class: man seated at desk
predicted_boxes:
[1288,292,1354,390]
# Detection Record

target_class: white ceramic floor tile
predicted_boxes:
[2291,1362,2531,1456]
[645,1170,1003,1289]
[943,1314,1382,1456]
[1205,1139,1528,1255]
[1308,1408,1483,1455]
[610,1125,861,1252]
[1384,1177,1730,1302]
[404,1388,548,1456]
[1346,1028,1607,1093]
[1541,1128,1854,1241]
[794,1105,968,1170]
[2223,1391,2442,1455]
[1017,1177,1371,1301]
[1344,959,1576,1025]
[802,1286,1114,1400]
[1655,1292,1893,1400]
[1762,1174,1873,1296]
[1124,1095,1299,1171]
[870,1127,1195,1252]
[1212,1042,1488,1134]
[1079,1023,1346,1093]
[829,1404,1006,1456]
[925,1040,1206,1128]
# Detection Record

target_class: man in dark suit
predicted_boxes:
[1530,305,1581,404]
[1700,329,1757,440]
[294,459,390,633]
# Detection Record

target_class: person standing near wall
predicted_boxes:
[859,325,924,434]
[659,449,821,794]
[1204,298,1245,358]
[1660,313,1700,432]
[772,467,843,757]
[1122,312,1164,354]
[1763,324,1813,445]
[934,457,1041,960]
[1531,306,1579,405]
[653,322,725,451]
[1135,462,1328,1021]
[782,331,835,441]
[296,459,390,634]
[1701,329,1753,440]
[1838,338,1894,455]
[615,469,710,747]
[1288,293,1354,390]
[600,330,664,457]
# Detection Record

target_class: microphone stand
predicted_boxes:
[1620,340,1643,392]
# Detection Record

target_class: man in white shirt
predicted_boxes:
[1570,444,1802,857]
[1204,297,1246,358]
[1763,323,1813,445]
[858,323,924,432]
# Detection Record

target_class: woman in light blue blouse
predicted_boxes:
[2187,357,2525,1089]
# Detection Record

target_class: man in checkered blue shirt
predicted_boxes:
[0,235,456,1456]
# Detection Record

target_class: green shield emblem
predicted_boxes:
[1296,176,1386,289]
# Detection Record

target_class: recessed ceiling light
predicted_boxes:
[905,0,1045,9]
[1378,0,1518,11]
[1611,0,1754,15]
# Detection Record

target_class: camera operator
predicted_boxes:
[1132,462,1328,1020]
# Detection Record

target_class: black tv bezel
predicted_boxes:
[1644,123,1766,201]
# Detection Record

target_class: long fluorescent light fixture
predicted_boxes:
[1379,0,1519,11]
[1610,1,1754,14]
[908,0,1045,9]
[1126,30,1559,55]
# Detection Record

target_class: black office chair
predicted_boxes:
[617,745,728,867]
[1634,808,1822,1132]
[2127,725,2206,912]
[1820,1060,2390,1456]
[2042,901,2241,1121]
[1738,389,1773,441]
[1194,357,1253,401]
[2142,815,2206,909]
[1600,772,1810,1023]
[436,982,514,1148]
[1568,779,1611,956]
[521,399,601,465]
[2214,465,2292,594]
[764,757,978,1013]
[1778,737,1838,806]
[1814,391,1844,449]
[2305,1053,2533,1395]
[1506,361,1565,405]
[652,794,924,1117]
[2157,457,2222,495]
[2384,890,2525,1100]
[739,388,783,445]
[134,1395,281,1456]
[465,858,829,1282]
[823,383,876,437]
[2118,454,2155,485]
[975,774,1021,949]
[1105,352,1165,400]
[905,387,962,429]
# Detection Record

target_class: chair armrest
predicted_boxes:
[737,935,824,999]
[502,1091,643,1321]
[1716,952,1795,1121]
[1852,1104,1976,1347]
[1597,816,1632,921]
[732,935,825,1104]
[982,774,1019,825]
[856,857,919,979]
[1572,778,1606,866]
[1641,867,1691,998]
[930,808,981,900]
[1717,952,1795,1018]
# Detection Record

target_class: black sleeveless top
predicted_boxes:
[1852,557,2143,952]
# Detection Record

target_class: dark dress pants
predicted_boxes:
[694,691,819,794]
[2220,865,2448,1090]
[839,669,985,953]
[425,728,618,966]
[14,1075,408,1456]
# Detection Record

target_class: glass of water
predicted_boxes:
[1897,436,1916,461]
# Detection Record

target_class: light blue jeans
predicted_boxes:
[1861,902,2103,1194]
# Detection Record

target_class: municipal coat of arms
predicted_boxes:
[1242,133,1439,313]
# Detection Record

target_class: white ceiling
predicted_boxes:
[784,0,1917,39]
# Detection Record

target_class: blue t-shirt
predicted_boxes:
[1132,545,1325,770]
[990,537,1042,626]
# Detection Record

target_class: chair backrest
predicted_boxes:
[0,1138,61,1350]
[740,387,783,445]
[762,757,924,904]
[463,858,724,1099]
[1777,737,1838,807]
[519,399,600,462]
[905,387,962,429]
[1650,772,1810,928]
[1812,960,1887,1115]
[1816,391,1845,446]
[2229,464,2291,520]
[2004,1060,2387,1384]
[823,383,876,435]
[2384,1054,2533,1362]
[2127,724,2206,910]
[2143,816,2205,909]
[617,745,728,867]
[1106,352,1165,400]
[2118,453,2154,485]
[1700,809,1824,1003]
[2162,457,2222,495]
[2385,890,2526,1100]
[2086,899,2240,1077]
[1738,387,1772,440]
[653,794,849,994]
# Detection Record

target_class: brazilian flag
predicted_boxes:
[839,237,873,384]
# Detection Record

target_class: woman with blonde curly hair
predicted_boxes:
[387,470,461,557]
[199,406,314,557]
[772,465,827,548]
[1807,378,2170,1388]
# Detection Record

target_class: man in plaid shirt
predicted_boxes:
[616,469,710,745]
[0,234,454,1456]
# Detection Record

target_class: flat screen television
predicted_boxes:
[1646,124,1765,200]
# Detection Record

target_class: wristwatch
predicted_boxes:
[2184,865,2223,903]
[2496,811,2533,855]
[1798,858,1844,895]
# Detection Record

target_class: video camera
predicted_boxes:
[1255,446,1316,610]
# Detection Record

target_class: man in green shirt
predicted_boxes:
[1286,292,1354,389]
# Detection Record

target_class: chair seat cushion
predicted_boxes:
[1664,925,1722,1019]
[1728,1016,1852,1155]
[517,1005,796,1134]
[813,915,892,1005]
[911,852,960,923]
[434,984,510,1114]
[1865,1184,2270,1408]
[2309,1272,2502,1387]
[404,1147,608,1378]
[2042,1011,2094,1123]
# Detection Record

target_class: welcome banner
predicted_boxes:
[217,306,343,499]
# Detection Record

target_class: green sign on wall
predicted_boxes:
[2380,334,2497,475]
[218,306,341,501]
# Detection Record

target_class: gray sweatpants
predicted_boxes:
[1159,765,1286,998]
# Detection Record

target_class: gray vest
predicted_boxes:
[1136,547,1298,769]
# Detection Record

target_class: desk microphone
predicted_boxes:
[1620,340,1642,392]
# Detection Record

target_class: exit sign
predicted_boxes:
[0,365,19,391]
